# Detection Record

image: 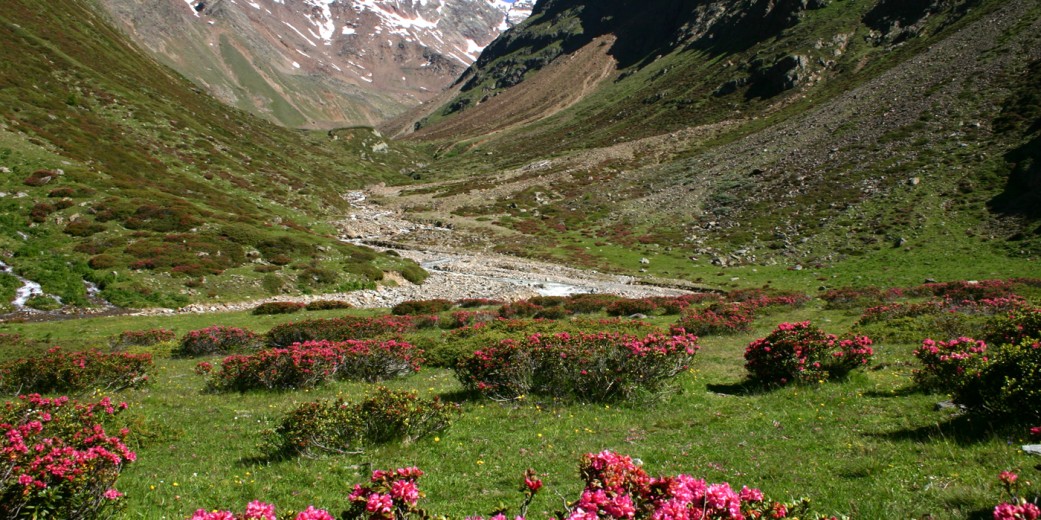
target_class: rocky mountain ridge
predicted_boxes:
[98,0,532,128]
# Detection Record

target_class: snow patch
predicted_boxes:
[292,61,301,69]
[283,21,317,47]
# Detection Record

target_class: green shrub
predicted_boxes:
[956,338,1041,421]
[392,299,453,315]
[88,254,119,270]
[266,389,457,458]
[252,301,306,315]
[305,300,354,311]
[114,328,176,347]
[398,263,429,285]
[266,315,418,347]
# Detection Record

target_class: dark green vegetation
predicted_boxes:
[0,0,430,312]
[400,0,1041,287]
[1,284,1039,519]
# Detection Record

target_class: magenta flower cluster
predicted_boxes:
[189,500,333,520]
[207,339,421,391]
[346,466,425,519]
[1,394,134,518]
[744,322,874,385]
[912,337,989,392]
[456,330,700,401]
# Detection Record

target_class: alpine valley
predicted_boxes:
[3,1,1041,519]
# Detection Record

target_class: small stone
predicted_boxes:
[640,257,650,265]
[1023,445,1041,456]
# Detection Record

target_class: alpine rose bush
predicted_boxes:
[0,347,152,394]
[566,450,798,520]
[744,322,874,385]
[188,501,333,520]
[207,340,421,392]
[177,326,260,357]
[992,470,1040,520]
[1,394,135,519]
[456,330,700,402]
[192,452,838,520]
[913,337,989,393]
[676,304,754,336]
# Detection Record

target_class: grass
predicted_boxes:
[3,289,1039,519]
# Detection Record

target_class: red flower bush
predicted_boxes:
[177,326,260,357]
[744,322,874,386]
[1,395,134,519]
[0,347,152,394]
[206,339,421,392]
[456,330,700,402]
[565,450,796,520]
[676,304,754,336]
[190,451,833,520]
[913,337,989,393]
[606,299,659,317]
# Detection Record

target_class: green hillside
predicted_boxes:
[0,0,430,312]
[402,0,1041,285]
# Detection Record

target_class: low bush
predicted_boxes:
[392,299,453,316]
[456,298,502,308]
[957,337,1041,421]
[115,328,176,347]
[498,300,543,319]
[176,326,260,357]
[267,389,457,458]
[744,322,874,386]
[563,294,620,314]
[398,263,429,285]
[455,330,700,402]
[534,305,571,320]
[988,308,1041,346]
[0,347,152,394]
[206,339,421,392]
[305,300,354,311]
[605,298,658,317]
[0,395,134,519]
[676,304,754,336]
[913,337,990,393]
[266,316,418,347]
[252,301,306,315]
[821,286,890,309]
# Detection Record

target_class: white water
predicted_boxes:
[0,260,49,309]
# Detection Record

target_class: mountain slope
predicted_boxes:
[390,0,1041,284]
[97,0,533,128]
[0,0,430,313]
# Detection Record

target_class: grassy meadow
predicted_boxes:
[2,280,1039,520]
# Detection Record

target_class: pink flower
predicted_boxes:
[391,479,420,505]
[365,493,394,516]
[245,501,277,520]
[1031,426,1041,438]
[294,506,335,520]
[994,502,1040,520]
[102,488,124,500]
[1000,471,1018,486]
[190,511,235,520]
